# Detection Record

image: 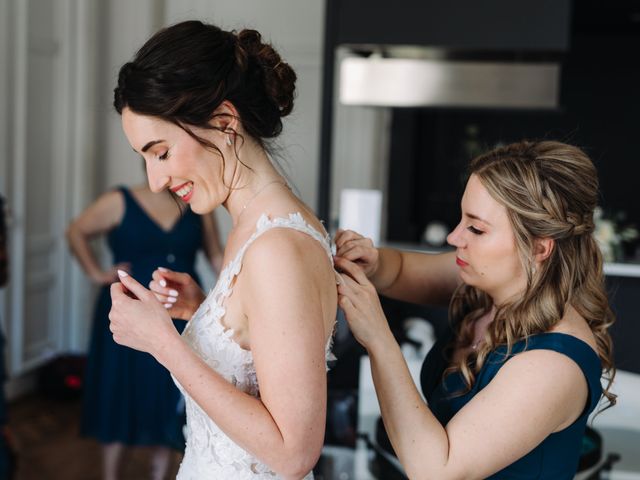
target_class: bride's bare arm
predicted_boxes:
[243,229,334,471]
[109,228,334,479]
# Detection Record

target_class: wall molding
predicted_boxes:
[8,0,28,376]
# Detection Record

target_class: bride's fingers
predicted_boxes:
[155,267,191,286]
[151,270,168,288]
[149,280,180,298]
[110,282,130,302]
[152,291,178,304]
[117,270,154,302]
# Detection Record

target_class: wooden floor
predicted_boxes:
[7,394,182,480]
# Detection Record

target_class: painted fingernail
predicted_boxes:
[167,296,177,303]
[163,303,172,309]
[159,279,167,287]
[168,289,179,297]
[117,270,128,278]
[158,267,168,272]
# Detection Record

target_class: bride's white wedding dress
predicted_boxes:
[174,213,335,479]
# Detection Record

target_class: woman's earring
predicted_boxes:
[226,135,233,146]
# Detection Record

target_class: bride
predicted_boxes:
[107,20,338,479]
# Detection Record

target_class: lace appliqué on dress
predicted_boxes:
[173,213,335,479]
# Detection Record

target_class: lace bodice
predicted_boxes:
[173,213,335,479]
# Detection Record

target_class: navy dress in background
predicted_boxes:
[81,187,203,449]
[421,331,603,479]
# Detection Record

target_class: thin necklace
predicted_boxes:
[237,179,287,221]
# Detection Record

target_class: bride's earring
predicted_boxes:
[226,135,233,146]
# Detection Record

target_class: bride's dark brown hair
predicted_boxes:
[114,20,296,140]
[113,20,297,189]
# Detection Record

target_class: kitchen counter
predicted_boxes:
[382,242,640,278]
[603,262,640,278]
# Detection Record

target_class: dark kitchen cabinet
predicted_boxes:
[607,276,640,375]
[333,0,571,51]
[318,0,573,223]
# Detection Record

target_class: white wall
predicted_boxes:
[1,0,104,391]
[0,0,11,341]
[97,0,165,191]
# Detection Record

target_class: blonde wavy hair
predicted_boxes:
[447,140,616,409]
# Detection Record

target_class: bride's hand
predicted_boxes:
[109,270,180,360]
[149,267,205,321]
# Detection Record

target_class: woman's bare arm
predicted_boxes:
[335,229,460,306]
[373,249,460,305]
[368,335,588,479]
[66,191,126,284]
[337,259,589,480]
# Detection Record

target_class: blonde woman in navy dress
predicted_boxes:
[335,141,616,479]
[107,21,338,479]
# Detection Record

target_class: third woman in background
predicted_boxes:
[107,20,338,480]
[67,183,222,480]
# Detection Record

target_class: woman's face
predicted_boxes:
[121,108,230,214]
[447,174,526,305]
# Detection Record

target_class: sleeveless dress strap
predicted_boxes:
[114,185,136,218]
[246,212,334,261]
[495,332,603,416]
[115,185,130,200]
[105,187,132,243]
[214,212,334,303]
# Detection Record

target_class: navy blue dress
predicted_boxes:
[81,187,203,449]
[421,331,603,479]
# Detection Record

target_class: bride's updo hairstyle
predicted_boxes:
[449,140,616,409]
[113,20,296,151]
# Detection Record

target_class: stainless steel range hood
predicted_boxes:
[339,47,560,109]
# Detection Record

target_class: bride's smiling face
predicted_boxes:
[122,108,233,214]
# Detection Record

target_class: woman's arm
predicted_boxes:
[109,228,334,479]
[368,336,587,479]
[374,249,460,305]
[201,211,224,274]
[337,259,589,480]
[66,191,127,284]
[335,229,460,306]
